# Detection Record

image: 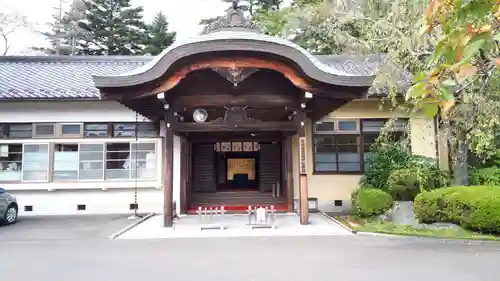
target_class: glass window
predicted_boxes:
[79,143,104,180]
[61,124,82,135]
[84,123,108,137]
[314,136,337,172]
[105,142,131,179]
[338,120,358,132]
[314,120,335,133]
[0,144,22,181]
[9,124,33,138]
[22,143,49,181]
[137,123,158,137]
[131,142,156,179]
[0,124,5,139]
[53,144,78,181]
[113,123,136,137]
[34,124,55,136]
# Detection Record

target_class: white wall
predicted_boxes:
[0,100,175,216]
[0,100,149,123]
[9,188,163,216]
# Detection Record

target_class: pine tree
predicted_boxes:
[31,0,87,55]
[144,12,176,56]
[75,0,148,55]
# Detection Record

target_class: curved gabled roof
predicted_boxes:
[93,7,376,89]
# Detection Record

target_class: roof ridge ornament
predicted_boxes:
[201,0,261,34]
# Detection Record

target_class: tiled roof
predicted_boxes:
[0,54,391,100]
[0,56,149,100]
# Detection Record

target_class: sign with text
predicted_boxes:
[299,137,307,175]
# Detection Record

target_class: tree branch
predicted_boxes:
[1,33,9,55]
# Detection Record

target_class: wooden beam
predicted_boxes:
[297,111,309,225]
[173,94,296,108]
[163,114,175,227]
[175,121,297,133]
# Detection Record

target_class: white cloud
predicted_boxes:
[1,0,228,54]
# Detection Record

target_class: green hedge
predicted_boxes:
[352,188,393,218]
[387,167,450,201]
[469,167,500,186]
[414,186,500,233]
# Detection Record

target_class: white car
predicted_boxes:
[0,188,18,224]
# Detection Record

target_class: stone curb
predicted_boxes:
[356,231,500,245]
[109,213,156,240]
[318,211,357,234]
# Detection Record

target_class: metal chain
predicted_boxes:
[133,111,140,218]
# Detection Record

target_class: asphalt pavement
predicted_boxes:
[1,215,499,281]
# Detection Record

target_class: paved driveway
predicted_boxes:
[0,214,136,241]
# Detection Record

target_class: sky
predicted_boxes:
[1,0,229,54]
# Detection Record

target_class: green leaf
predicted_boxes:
[442,79,456,86]
[406,82,426,100]
[422,103,439,118]
[494,32,500,42]
[438,85,454,101]
[412,71,427,83]
[460,35,487,64]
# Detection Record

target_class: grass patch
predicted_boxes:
[335,216,500,241]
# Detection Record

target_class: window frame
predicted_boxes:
[312,118,408,175]
[32,123,57,138]
[21,142,50,183]
[7,123,34,139]
[57,123,84,138]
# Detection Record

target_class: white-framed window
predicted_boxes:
[58,123,83,137]
[104,141,157,180]
[33,123,56,138]
[53,144,79,181]
[22,143,49,182]
[78,143,105,180]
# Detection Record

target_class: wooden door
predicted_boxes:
[259,142,281,192]
[193,144,216,192]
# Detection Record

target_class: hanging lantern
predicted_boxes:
[193,108,208,123]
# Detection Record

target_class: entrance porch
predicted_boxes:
[182,132,293,213]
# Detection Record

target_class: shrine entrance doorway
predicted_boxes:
[187,132,286,213]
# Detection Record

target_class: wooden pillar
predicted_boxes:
[284,136,294,212]
[163,115,175,227]
[179,136,188,214]
[297,111,309,225]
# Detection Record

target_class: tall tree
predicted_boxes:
[0,11,28,55]
[74,0,148,55]
[144,11,176,56]
[31,0,88,55]
[406,0,499,184]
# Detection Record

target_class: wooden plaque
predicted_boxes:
[299,137,307,175]
[221,142,231,152]
[243,142,253,152]
[232,142,242,152]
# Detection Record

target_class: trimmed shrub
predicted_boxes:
[469,167,500,186]
[361,143,412,190]
[387,167,450,201]
[352,188,393,218]
[414,186,500,233]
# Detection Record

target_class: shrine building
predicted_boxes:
[0,4,446,226]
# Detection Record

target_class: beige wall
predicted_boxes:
[291,99,439,212]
